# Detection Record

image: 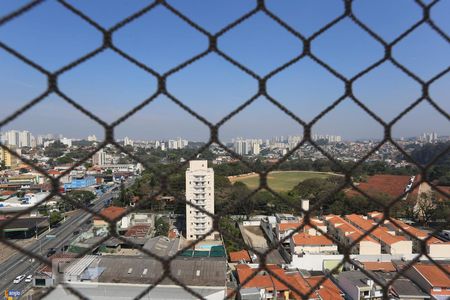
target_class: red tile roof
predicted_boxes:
[305,276,344,300]
[124,224,151,237]
[362,262,396,272]
[292,233,335,246]
[345,214,406,245]
[235,265,342,300]
[347,174,420,200]
[94,206,126,221]
[229,250,251,263]
[326,215,377,243]
[414,263,450,287]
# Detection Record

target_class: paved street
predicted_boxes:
[0,180,134,299]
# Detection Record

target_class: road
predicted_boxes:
[0,180,134,299]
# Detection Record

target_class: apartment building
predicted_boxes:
[325,215,381,255]
[276,218,327,243]
[185,160,215,240]
[369,212,450,258]
[290,232,338,255]
[345,214,412,255]
[0,146,19,167]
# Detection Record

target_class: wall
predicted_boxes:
[293,244,338,255]
[428,243,450,258]
[359,241,381,255]
[389,240,413,255]
[290,254,345,271]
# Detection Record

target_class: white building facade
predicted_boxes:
[185,160,215,240]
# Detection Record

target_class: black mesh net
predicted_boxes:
[0,0,449,299]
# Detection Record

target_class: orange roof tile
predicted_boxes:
[235,265,318,299]
[347,174,421,200]
[345,214,405,245]
[362,262,396,272]
[327,215,377,243]
[305,276,344,300]
[278,219,324,232]
[229,250,251,263]
[292,233,334,246]
[414,264,450,287]
[94,206,126,221]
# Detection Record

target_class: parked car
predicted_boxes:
[25,275,33,283]
[13,275,25,284]
[73,230,80,236]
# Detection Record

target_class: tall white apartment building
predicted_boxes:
[1,130,33,147]
[252,142,260,155]
[123,136,133,146]
[93,149,106,166]
[185,160,215,240]
[60,137,72,148]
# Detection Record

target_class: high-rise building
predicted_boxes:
[93,149,106,166]
[124,136,133,146]
[60,138,72,148]
[252,142,260,155]
[185,160,215,240]
[168,140,177,149]
[1,130,33,147]
[234,139,244,155]
[0,146,19,167]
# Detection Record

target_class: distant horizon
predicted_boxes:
[0,128,446,144]
[1,1,449,141]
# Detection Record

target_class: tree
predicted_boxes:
[64,190,96,210]
[49,211,63,227]
[56,156,74,164]
[219,217,244,253]
[113,181,130,207]
[154,217,170,236]
[415,192,438,225]
[44,141,67,158]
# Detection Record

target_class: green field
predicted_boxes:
[229,171,337,192]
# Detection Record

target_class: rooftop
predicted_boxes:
[95,206,126,221]
[347,174,420,200]
[413,263,450,287]
[374,271,430,299]
[362,261,396,272]
[229,250,251,263]
[96,255,227,286]
[292,233,334,246]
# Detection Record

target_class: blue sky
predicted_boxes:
[0,0,449,141]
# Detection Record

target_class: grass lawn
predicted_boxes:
[229,171,338,192]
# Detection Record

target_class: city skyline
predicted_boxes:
[0,0,448,141]
[0,128,446,144]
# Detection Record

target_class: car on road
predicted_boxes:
[46,248,57,257]
[13,275,25,284]
[73,230,80,236]
[51,222,62,228]
[25,275,33,283]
